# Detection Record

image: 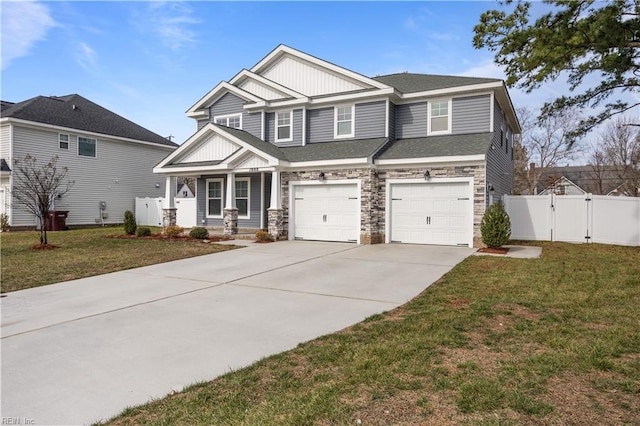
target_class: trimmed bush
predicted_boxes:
[124,210,137,235]
[0,213,9,232]
[481,202,511,249]
[255,230,274,242]
[189,227,209,239]
[165,225,184,238]
[136,227,151,237]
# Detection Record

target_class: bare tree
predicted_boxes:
[12,155,75,245]
[513,106,584,194]
[596,117,640,196]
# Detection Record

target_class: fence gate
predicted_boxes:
[504,194,640,247]
[135,197,164,227]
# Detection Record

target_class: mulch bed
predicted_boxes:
[477,247,510,255]
[107,233,235,243]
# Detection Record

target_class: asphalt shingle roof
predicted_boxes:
[281,138,389,162]
[215,124,288,160]
[377,133,493,159]
[373,73,501,93]
[1,94,178,147]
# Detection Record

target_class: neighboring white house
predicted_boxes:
[176,182,195,198]
[0,94,178,227]
[153,45,521,247]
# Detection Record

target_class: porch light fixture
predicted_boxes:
[318,172,325,181]
[488,184,495,193]
[424,170,431,180]
[155,182,161,188]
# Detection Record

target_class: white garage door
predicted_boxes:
[389,181,472,246]
[293,184,359,243]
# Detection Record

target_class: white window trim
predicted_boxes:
[213,113,242,129]
[235,177,250,219]
[77,135,97,158]
[334,104,355,139]
[274,110,293,143]
[206,178,224,218]
[427,99,452,136]
[59,133,69,150]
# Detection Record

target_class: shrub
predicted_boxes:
[165,225,184,238]
[481,202,511,249]
[189,227,209,239]
[136,227,151,237]
[255,230,274,242]
[0,213,9,232]
[123,210,136,235]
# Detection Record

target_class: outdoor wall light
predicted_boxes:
[488,184,495,193]
[424,170,431,180]
[155,182,161,188]
[318,172,326,181]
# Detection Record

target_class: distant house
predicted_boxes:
[0,94,178,228]
[535,165,627,196]
[539,176,587,195]
[154,45,521,246]
[176,182,195,198]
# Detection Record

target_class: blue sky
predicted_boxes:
[2,1,571,145]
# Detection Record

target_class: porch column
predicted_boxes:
[162,175,177,230]
[223,173,238,235]
[268,170,284,240]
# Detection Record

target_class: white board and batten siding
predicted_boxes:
[386,178,474,247]
[10,125,172,227]
[504,194,640,247]
[289,181,360,243]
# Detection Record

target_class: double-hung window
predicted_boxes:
[335,105,354,138]
[59,134,69,150]
[78,136,96,157]
[235,178,250,218]
[206,178,224,218]
[275,111,292,142]
[428,100,450,135]
[214,114,242,129]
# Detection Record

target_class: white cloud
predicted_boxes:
[76,42,97,71]
[1,1,56,69]
[458,60,506,80]
[142,2,201,51]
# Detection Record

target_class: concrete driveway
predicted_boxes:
[1,241,475,425]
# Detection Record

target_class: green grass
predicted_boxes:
[100,242,640,425]
[1,227,238,292]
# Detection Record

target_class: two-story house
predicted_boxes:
[154,45,520,246]
[0,94,178,228]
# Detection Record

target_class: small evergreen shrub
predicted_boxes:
[136,227,151,237]
[255,230,274,242]
[165,225,184,237]
[481,202,511,249]
[0,213,9,232]
[123,210,137,235]
[189,227,209,239]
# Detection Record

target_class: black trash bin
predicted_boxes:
[46,210,69,231]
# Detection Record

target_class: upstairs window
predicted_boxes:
[335,105,354,138]
[275,111,292,142]
[59,134,69,150]
[78,136,96,157]
[428,100,450,135]
[214,114,242,129]
[235,178,250,218]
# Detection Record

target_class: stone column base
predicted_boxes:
[162,208,177,231]
[268,209,284,240]
[223,208,238,235]
[360,232,384,245]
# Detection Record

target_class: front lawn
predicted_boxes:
[102,242,640,425]
[1,227,239,293]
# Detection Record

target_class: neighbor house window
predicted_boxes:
[235,178,250,218]
[214,114,242,129]
[275,111,292,142]
[335,105,354,138]
[59,134,69,150]
[78,136,96,157]
[206,178,224,217]
[428,100,450,135]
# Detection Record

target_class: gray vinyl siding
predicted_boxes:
[9,125,173,227]
[197,119,209,131]
[208,93,262,138]
[197,173,267,228]
[243,112,262,139]
[265,112,274,144]
[388,102,396,139]
[355,101,385,139]
[395,103,427,139]
[266,110,303,147]
[485,100,514,205]
[452,94,491,134]
[307,107,333,143]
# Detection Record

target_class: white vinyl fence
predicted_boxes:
[504,194,640,247]
[135,197,197,228]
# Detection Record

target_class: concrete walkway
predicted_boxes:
[1,241,475,425]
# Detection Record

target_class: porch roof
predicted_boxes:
[280,137,389,162]
[376,132,493,159]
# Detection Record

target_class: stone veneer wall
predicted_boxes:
[280,163,486,245]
